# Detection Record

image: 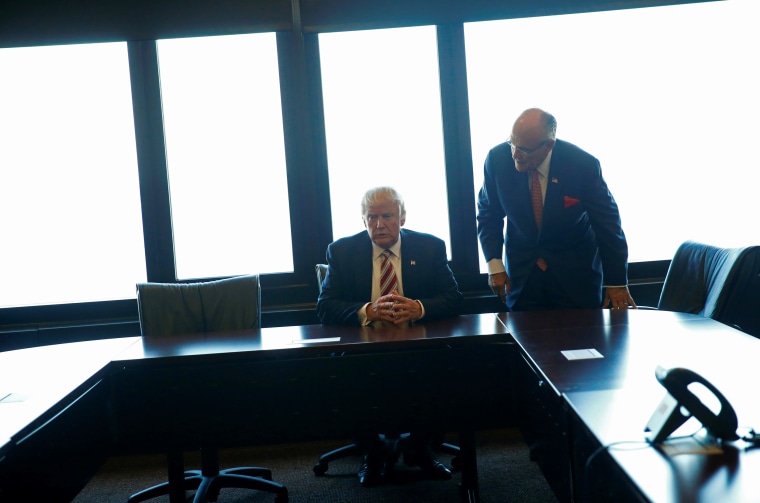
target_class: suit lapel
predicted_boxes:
[351,233,374,297]
[399,230,419,293]
[544,160,566,229]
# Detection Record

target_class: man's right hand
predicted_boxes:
[367,291,403,324]
[488,272,510,304]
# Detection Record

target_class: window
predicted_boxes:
[465,0,760,265]
[158,33,291,279]
[0,42,145,307]
[319,26,451,254]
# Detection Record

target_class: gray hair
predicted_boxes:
[542,110,557,139]
[361,186,406,219]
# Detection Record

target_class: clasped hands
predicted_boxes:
[369,290,422,324]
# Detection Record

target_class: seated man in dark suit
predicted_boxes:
[317,186,463,487]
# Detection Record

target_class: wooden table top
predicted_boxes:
[0,337,140,453]
[502,308,760,503]
[499,309,748,395]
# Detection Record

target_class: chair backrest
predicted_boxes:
[315,264,328,294]
[658,241,760,337]
[136,274,261,336]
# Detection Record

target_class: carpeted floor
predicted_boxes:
[71,428,558,503]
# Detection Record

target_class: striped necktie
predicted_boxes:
[380,250,399,297]
[530,169,543,230]
[531,170,548,271]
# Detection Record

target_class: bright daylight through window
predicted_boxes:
[0,42,145,307]
[466,0,759,267]
[319,26,451,255]
[158,33,292,279]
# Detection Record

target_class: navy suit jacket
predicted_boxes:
[477,139,629,310]
[316,229,462,326]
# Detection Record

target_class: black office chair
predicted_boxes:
[655,240,760,338]
[311,264,461,476]
[130,274,288,503]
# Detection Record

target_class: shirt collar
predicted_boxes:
[535,149,553,179]
[373,235,402,260]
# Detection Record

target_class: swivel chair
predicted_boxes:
[311,264,461,476]
[130,274,288,503]
[656,240,760,337]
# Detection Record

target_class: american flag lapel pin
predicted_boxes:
[410,260,416,266]
[552,177,559,183]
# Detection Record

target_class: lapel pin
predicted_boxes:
[552,177,558,183]
[410,260,416,266]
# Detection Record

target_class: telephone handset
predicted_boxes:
[644,365,739,443]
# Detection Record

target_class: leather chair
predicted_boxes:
[656,240,760,338]
[315,263,329,294]
[311,264,461,476]
[130,274,288,503]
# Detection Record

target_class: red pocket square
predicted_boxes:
[564,196,580,208]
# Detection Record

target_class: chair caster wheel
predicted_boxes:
[313,462,328,475]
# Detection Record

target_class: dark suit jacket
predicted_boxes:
[476,139,629,310]
[316,229,462,326]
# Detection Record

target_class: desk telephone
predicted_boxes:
[645,365,739,443]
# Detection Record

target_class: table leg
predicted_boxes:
[167,449,185,503]
[458,429,479,503]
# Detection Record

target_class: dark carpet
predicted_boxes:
[71,428,558,503]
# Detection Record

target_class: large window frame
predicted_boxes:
[0,42,146,309]
[318,26,452,256]
[1,0,721,337]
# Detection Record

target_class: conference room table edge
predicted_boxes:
[11,309,736,503]
[107,313,513,503]
[498,308,760,503]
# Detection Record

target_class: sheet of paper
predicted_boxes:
[561,348,604,360]
[0,393,27,404]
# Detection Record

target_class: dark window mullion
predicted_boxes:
[128,40,176,283]
[302,33,333,255]
[437,23,480,278]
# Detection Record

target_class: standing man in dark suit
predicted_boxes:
[477,108,636,311]
[317,186,462,486]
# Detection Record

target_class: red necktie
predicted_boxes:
[380,250,399,297]
[531,170,543,230]
[531,170,548,271]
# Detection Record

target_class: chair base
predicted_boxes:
[128,467,288,503]
[313,436,461,476]
[433,442,461,472]
[129,449,288,503]
[313,443,361,475]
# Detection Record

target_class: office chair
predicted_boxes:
[656,240,760,338]
[130,275,288,503]
[311,264,461,476]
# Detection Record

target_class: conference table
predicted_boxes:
[2,310,759,503]
[109,314,514,503]
[1,313,513,503]
[0,337,145,502]
[500,308,760,502]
